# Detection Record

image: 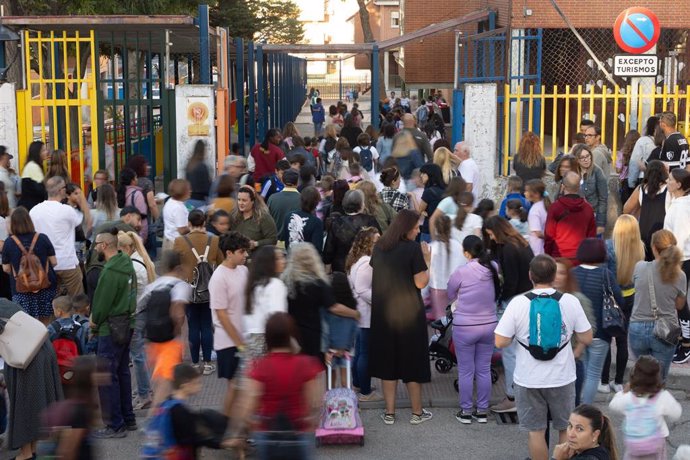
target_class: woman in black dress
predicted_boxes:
[369,209,432,426]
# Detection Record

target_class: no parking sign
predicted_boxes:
[613,7,660,54]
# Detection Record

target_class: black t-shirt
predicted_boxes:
[421,186,444,234]
[287,279,336,357]
[646,132,689,170]
[1,232,57,294]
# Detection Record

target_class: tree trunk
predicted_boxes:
[356,0,385,99]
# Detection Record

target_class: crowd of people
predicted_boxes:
[0,96,688,460]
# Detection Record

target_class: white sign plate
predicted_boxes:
[613,55,658,77]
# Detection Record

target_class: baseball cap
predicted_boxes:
[0,146,14,159]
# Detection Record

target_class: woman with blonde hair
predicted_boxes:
[629,229,687,380]
[283,243,359,360]
[433,147,457,185]
[117,229,156,410]
[512,132,546,182]
[600,215,645,392]
[391,130,424,186]
[357,181,396,232]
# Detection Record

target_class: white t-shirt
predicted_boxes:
[352,146,380,173]
[430,239,464,289]
[136,275,190,315]
[30,200,83,270]
[21,161,44,182]
[458,158,482,203]
[163,198,189,242]
[609,389,682,437]
[494,288,592,388]
[243,277,288,335]
[527,200,547,256]
[209,264,248,350]
[131,251,151,303]
[436,196,459,220]
[450,212,483,245]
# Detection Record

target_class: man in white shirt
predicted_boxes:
[0,147,17,208]
[31,176,91,296]
[454,142,482,204]
[495,254,592,460]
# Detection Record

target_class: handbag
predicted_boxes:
[108,314,132,346]
[0,310,48,369]
[602,270,626,337]
[649,267,681,346]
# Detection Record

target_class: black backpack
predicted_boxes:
[359,147,373,172]
[183,236,214,304]
[144,282,176,343]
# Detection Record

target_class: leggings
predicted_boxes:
[679,260,690,343]
[453,322,496,412]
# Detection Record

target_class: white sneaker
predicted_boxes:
[597,383,611,394]
[610,382,624,393]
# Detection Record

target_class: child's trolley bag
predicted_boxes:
[315,355,364,446]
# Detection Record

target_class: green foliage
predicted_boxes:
[210,0,305,44]
[7,0,198,15]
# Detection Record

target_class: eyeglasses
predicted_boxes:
[579,155,592,160]
[584,134,597,138]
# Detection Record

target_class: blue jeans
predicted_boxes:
[498,301,516,398]
[313,122,323,137]
[352,328,371,394]
[325,311,357,351]
[580,338,610,404]
[628,321,676,381]
[185,198,207,210]
[254,432,315,460]
[186,302,213,363]
[97,334,135,430]
[129,324,151,398]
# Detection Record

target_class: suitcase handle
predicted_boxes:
[326,351,351,391]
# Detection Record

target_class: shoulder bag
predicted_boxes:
[601,270,626,337]
[0,309,48,369]
[649,265,681,346]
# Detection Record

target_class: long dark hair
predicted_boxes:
[420,163,446,189]
[643,160,669,196]
[186,140,206,173]
[377,209,420,251]
[571,405,619,460]
[444,176,467,203]
[245,245,278,315]
[463,235,501,299]
[644,115,659,137]
[27,141,44,166]
[332,179,350,210]
[126,154,149,178]
[483,214,529,251]
[261,128,280,150]
[117,168,137,208]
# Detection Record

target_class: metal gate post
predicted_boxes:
[248,42,256,148]
[234,37,245,154]
[371,45,380,129]
[198,4,210,84]
[256,45,266,141]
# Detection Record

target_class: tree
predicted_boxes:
[356,0,385,98]
[210,0,304,45]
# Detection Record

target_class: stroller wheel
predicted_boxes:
[435,358,452,373]
[453,379,459,393]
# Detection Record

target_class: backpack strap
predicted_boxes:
[49,319,61,337]
[11,235,28,256]
[183,235,210,263]
[28,233,40,254]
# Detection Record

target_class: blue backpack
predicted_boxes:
[359,147,374,172]
[518,291,566,361]
[141,398,192,459]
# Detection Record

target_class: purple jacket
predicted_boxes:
[447,259,498,326]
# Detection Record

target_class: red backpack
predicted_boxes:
[49,320,83,383]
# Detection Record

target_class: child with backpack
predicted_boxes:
[353,133,379,177]
[142,363,231,459]
[609,356,682,460]
[47,296,83,384]
[71,293,94,353]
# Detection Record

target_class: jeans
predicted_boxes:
[97,334,135,430]
[453,322,496,411]
[325,311,357,351]
[254,432,315,460]
[129,324,151,398]
[352,328,371,394]
[498,301,516,398]
[185,198,207,210]
[313,122,323,137]
[580,338,610,404]
[186,302,213,363]
[628,321,676,381]
[602,293,634,385]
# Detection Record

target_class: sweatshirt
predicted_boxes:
[447,259,498,326]
[544,194,596,259]
[664,195,690,261]
[91,251,136,336]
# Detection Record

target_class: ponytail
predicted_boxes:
[462,235,501,300]
[525,179,551,211]
[651,229,683,284]
[506,199,528,223]
[454,191,474,231]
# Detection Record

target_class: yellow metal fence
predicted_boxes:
[502,84,690,174]
[17,30,99,189]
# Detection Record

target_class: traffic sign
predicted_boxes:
[613,55,658,77]
[613,7,660,54]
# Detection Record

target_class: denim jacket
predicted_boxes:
[580,165,608,228]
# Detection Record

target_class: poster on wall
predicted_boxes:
[175,85,216,179]
[0,83,20,172]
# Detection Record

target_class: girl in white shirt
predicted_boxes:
[524,179,550,256]
[162,179,191,250]
[430,215,463,320]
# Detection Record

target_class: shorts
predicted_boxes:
[324,312,357,351]
[217,347,240,380]
[146,339,184,381]
[514,382,575,432]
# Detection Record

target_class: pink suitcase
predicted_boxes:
[315,355,365,446]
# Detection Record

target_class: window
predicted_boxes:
[391,11,400,28]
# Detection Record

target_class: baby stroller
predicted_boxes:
[429,307,456,374]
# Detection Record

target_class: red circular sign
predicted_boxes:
[613,7,660,54]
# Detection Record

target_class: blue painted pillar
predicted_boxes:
[234,37,245,155]
[452,89,464,145]
[268,53,276,129]
[371,45,380,129]
[198,4,210,84]
[248,42,256,148]
[257,45,266,141]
